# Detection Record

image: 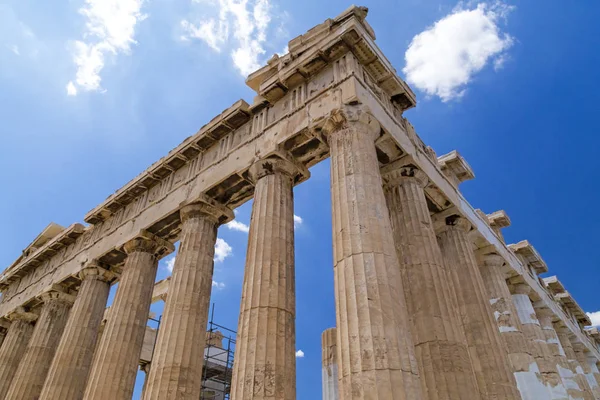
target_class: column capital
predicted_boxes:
[38,288,76,305]
[571,341,588,353]
[80,260,117,283]
[7,306,38,323]
[481,253,505,267]
[436,214,472,234]
[248,155,309,184]
[511,282,532,296]
[123,230,175,258]
[554,324,573,337]
[381,165,428,189]
[180,196,234,226]
[321,105,380,141]
[533,304,555,323]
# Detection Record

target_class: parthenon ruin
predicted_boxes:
[0,5,599,400]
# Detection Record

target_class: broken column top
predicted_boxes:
[437,150,475,188]
[508,240,548,275]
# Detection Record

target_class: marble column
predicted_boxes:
[479,254,551,399]
[538,311,594,400]
[573,342,600,399]
[326,106,422,399]
[383,165,476,399]
[321,328,339,400]
[585,353,600,400]
[84,231,174,400]
[0,310,36,399]
[40,262,114,400]
[6,290,74,399]
[437,215,519,400]
[230,157,304,400]
[511,283,569,399]
[145,199,233,400]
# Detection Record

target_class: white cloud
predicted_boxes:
[403,2,514,102]
[66,0,146,95]
[181,0,274,76]
[295,349,304,358]
[66,81,78,96]
[293,214,303,228]
[587,311,600,327]
[214,237,232,262]
[212,280,226,290]
[226,219,249,233]
[165,255,177,272]
[9,45,19,56]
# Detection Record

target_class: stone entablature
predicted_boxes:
[1,6,599,390]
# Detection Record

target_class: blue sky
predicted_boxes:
[1,0,599,399]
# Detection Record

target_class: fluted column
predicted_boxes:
[326,106,422,399]
[144,199,233,400]
[6,290,74,399]
[535,311,594,400]
[585,353,600,400]
[479,254,550,399]
[573,342,600,399]
[555,326,595,399]
[230,157,305,400]
[0,310,36,399]
[322,328,339,400]
[511,283,569,399]
[84,231,174,400]
[383,165,476,399]
[40,262,115,400]
[437,215,519,399]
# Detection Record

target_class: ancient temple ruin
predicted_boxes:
[0,6,599,400]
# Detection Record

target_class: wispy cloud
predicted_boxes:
[226,219,250,233]
[587,311,600,327]
[165,255,176,272]
[212,280,226,290]
[403,2,514,102]
[295,349,304,358]
[8,44,20,56]
[66,0,147,95]
[214,237,232,262]
[180,0,275,76]
[293,214,303,229]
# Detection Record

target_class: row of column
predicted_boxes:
[320,106,600,400]
[1,104,599,400]
[0,152,305,400]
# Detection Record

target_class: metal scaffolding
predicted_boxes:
[200,304,236,400]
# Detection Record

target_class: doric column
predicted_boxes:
[0,310,36,399]
[321,328,339,400]
[585,353,600,400]
[83,231,174,400]
[511,283,569,399]
[6,289,74,399]
[383,165,476,399]
[230,157,306,400]
[325,106,422,399]
[535,307,593,400]
[555,326,595,399]
[144,198,233,400]
[573,342,600,399]
[40,262,115,400]
[437,215,519,400]
[479,254,550,399]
